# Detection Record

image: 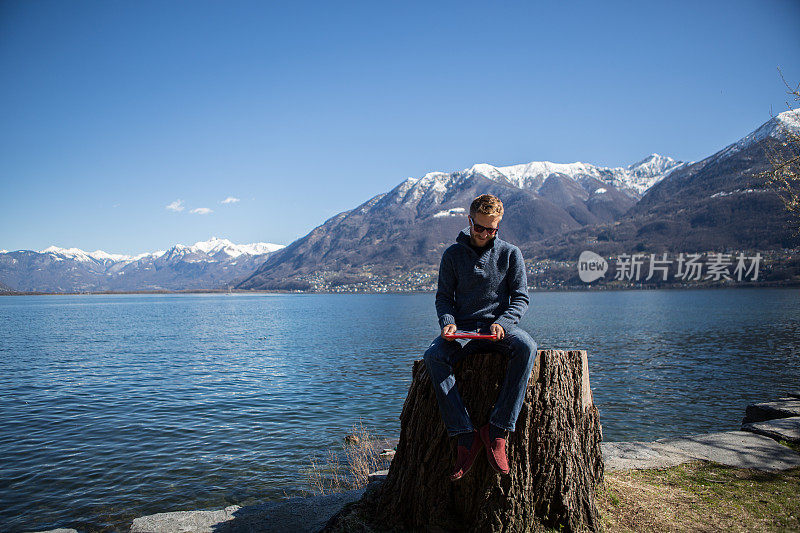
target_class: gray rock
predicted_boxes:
[368,469,389,482]
[130,505,242,533]
[28,529,79,533]
[657,431,800,472]
[379,449,396,460]
[601,441,696,472]
[742,416,800,444]
[130,486,370,533]
[602,431,800,473]
[743,399,800,424]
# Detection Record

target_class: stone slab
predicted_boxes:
[657,431,800,472]
[368,469,389,482]
[743,416,800,444]
[743,399,800,424]
[601,441,697,472]
[130,486,370,533]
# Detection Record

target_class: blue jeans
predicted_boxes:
[423,325,538,436]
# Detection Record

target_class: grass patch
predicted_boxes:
[597,461,800,532]
[779,439,800,454]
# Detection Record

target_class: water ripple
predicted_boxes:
[0,289,798,531]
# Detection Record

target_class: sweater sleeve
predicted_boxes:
[435,251,457,329]
[493,247,529,332]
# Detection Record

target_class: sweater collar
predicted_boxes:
[456,227,498,251]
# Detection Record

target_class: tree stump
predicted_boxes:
[325,349,604,532]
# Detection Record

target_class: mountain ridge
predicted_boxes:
[29,237,284,264]
[239,110,799,291]
[0,237,285,292]
[528,108,800,263]
[237,153,683,290]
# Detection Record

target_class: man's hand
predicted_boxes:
[441,324,457,340]
[490,323,505,340]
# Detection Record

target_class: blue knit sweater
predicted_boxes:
[435,228,530,333]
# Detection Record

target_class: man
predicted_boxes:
[423,194,537,481]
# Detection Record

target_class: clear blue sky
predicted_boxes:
[1,1,799,254]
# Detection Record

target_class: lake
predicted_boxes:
[0,288,798,531]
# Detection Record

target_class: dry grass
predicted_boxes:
[597,461,800,532]
[307,448,347,496]
[305,420,391,496]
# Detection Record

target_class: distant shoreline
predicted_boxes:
[2,279,798,296]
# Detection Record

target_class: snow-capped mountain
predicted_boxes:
[544,108,800,259]
[633,108,800,215]
[151,238,285,265]
[240,110,800,291]
[0,238,284,292]
[37,246,160,264]
[385,153,681,209]
[621,154,688,194]
[238,154,681,290]
[462,153,683,197]
[36,237,284,265]
[361,152,681,222]
[715,108,800,160]
[189,237,283,257]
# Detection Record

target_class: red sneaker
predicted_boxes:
[449,432,483,481]
[480,424,510,474]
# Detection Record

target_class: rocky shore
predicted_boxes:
[33,393,800,533]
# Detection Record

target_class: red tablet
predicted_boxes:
[443,333,498,340]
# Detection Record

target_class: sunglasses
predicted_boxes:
[469,216,499,236]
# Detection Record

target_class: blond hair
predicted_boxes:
[470,194,504,218]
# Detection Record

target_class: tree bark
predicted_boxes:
[324,349,603,533]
